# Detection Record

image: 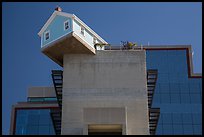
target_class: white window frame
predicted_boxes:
[44,30,50,41]
[80,26,85,36]
[64,20,69,30]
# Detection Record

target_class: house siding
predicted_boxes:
[73,19,96,49]
[41,15,73,47]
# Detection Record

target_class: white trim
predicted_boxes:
[40,34,43,47]
[44,30,50,41]
[38,11,108,44]
[64,20,69,31]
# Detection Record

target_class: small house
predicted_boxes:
[38,7,108,66]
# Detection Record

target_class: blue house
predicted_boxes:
[38,7,108,66]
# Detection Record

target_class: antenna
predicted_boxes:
[148,42,150,46]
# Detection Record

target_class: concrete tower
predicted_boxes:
[37,8,149,135]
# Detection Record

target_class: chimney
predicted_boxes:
[55,6,62,12]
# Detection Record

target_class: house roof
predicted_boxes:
[38,11,108,44]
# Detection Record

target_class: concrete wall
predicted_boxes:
[61,50,149,135]
[27,87,56,98]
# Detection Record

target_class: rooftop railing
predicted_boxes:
[94,42,145,51]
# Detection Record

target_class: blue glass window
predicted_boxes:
[39,115,50,125]
[15,125,26,135]
[16,115,27,125]
[181,94,191,104]
[163,124,173,135]
[180,84,189,93]
[160,84,170,93]
[192,113,201,124]
[173,124,183,135]
[27,115,39,125]
[15,109,55,135]
[190,94,201,104]
[158,73,169,83]
[182,113,192,124]
[183,124,193,135]
[146,49,202,135]
[162,113,172,124]
[39,126,50,135]
[26,125,39,135]
[171,94,180,103]
[189,84,200,93]
[161,94,170,103]
[172,113,182,124]
[193,125,202,135]
[170,83,180,93]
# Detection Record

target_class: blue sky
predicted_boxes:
[2,2,202,135]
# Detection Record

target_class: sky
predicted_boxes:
[2,2,202,135]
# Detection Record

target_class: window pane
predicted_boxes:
[26,125,39,135]
[46,33,49,40]
[170,83,180,93]
[163,124,173,135]
[182,113,192,124]
[181,94,190,104]
[173,124,183,135]
[190,94,201,104]
[39,125,50,135]
[193,125,202,135]
[39,115,50,125]
[65,21,69,30]
[16,115,27,125]
[162,113,172,124]
[189,84,200,93]
[183,124,193,135]
[180,84,189,93]
[161,94,170,103]
[160,84,170,93]
[15,125,26,135]
[171,94,180,103]
[172,113,182,124]
[192,113,202,124]
[15,109,55,135]
[27,115,39,125]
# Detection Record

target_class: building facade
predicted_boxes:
[10,8,202,135]
[146,47,202,135]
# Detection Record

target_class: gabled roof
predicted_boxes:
[38,11,108,44]
[38,11,73,36]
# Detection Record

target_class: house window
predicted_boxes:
[93,37,97,44]
[44,31,50,41]
[81,26,85,36]
[64,20,69,30]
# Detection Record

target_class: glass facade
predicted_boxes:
[15,109,55,135]
[146,49,202,135]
